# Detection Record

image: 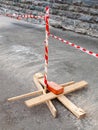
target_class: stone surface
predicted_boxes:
[0,0,98,38]
[78,14,93,22]
[50,19,62,28]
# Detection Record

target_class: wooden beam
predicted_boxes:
[37,76,86,118]
[25,81,88,107]
[33,76,44,91]
[34,73,75,87]
[60,82,75,87]
[33,74,75,117]
[39,78,75,88]
[8,90,43,101]
[34,73,44,79]
[57,95,86,119]
[33,76,57,118]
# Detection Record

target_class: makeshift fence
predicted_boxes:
[7,6,98,118]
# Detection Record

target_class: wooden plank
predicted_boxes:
[39,78,75,88]
[57,95,86,119]
[25,81,88,107]
[34,73,75,87]
[33,76,44,91]
[37,77,86,118]
[33,76,57,118]
[34,73,44,79]
[39,76,86,118]
[34,74,75,117]
[60,82,75,87]
[8,90,43,101]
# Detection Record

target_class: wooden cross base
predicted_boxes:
[8,73,88,119]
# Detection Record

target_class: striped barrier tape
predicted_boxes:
[50,33,98,59]
[5,13,44,20]
[22,14,44,19]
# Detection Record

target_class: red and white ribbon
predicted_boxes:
[50,34,98,59]
[22,14,44,19]
[5,13,44,20]
[2,12,40,21]
[44,6,50,89]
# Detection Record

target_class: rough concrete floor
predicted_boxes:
[0,16,98,130]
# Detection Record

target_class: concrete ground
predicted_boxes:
[0,15,98,130]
